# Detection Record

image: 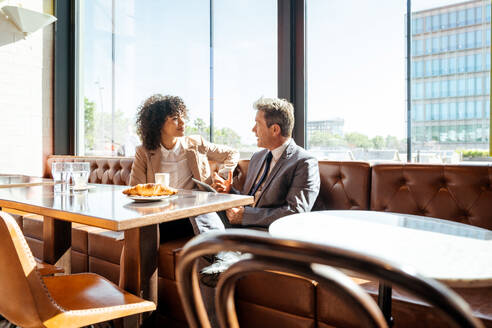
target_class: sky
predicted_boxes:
[80,0,471,150]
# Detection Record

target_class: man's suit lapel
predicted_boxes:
[256,139,296,203]
[243,150,268,195]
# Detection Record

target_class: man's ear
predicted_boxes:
[271,124,281,136]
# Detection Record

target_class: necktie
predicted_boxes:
[249,152,273,196]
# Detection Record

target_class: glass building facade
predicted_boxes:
[411,0,491,150]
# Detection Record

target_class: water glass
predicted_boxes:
[52,162,71,193]
[71,162,90,189]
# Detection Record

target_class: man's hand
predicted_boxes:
[212,171,232,193]
[226,206,244,225]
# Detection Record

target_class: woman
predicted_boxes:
[129,94,238,191]
[121,94,240,288]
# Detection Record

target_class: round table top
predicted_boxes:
[269,210,492,287]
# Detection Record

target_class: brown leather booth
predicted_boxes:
[15,156,492,327]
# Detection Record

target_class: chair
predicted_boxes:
[0,211,155,328]
[176,229,483,328]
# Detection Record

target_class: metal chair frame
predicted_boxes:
[177,229,483,328]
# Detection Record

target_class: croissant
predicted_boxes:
[123,183,177,197]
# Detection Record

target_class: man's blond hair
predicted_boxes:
[253,97,294,137]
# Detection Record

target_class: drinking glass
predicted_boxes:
[52,162,72,193]
[71,162,90,190]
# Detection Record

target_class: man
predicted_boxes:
[200,97,320,286]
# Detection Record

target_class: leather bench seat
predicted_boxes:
[318,280,492,328]
[235,271,317,328]
[22,214,124,285]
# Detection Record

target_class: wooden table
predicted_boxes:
[269,210,492,325]
[0,184,254,306]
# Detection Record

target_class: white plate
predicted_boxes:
[70,185,96,191]
[126,194,176,202]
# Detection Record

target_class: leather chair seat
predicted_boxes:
[43,272,151,310]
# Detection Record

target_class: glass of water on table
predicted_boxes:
[71,162,90,190]
[52,162,72,193]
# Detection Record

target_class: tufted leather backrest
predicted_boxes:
[371,163,492,229]
[47,156,220,186]
[47,155,134,185]
[313,161,371,211]
[233,160,371,211]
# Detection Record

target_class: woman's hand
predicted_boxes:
[212,171,232,193]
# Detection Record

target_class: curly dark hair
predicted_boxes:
[136,94,188,150]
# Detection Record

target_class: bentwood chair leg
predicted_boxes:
[378,282,394,327]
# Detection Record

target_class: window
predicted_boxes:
[449,11,457,28]
[76,1,210,156]
[415,60,424,77]
[440,126,448,142]
[441,80,448,97]
[466,31,475,48]
[449,78,457,97]
[448,56,457,74]
[449,102,457,119]
[432,37,440,53]
[425,104,432,120]
[425,82,432,99]
[466,8,475,25]
[442,58,449,75]
[306,0,406,160]
[432,14,440,31]
[458,55,466,73]
[441,102,449,120]
[412,39,422,56]
[432,81,440,98]
[466,77,474,96]
[476,100,483,118]
[441,12,449,29]
[476,6,482,24]
[214,0,277,156]
[458,78,466,96]
[458,101,466,119]
[458,9,466,26]
[466,100,475,118]
[432,103,440,120]
[466,54,474,72]
[476,30,482,47]
[475,53,483,71]
[476,76,483,95]
[413,17,424,34]
[425,38,432,54]
[76,0,276,157]
[458,32,466,49]
[449,33,457,50]
[432,59,440,76]
[440,35,448,52]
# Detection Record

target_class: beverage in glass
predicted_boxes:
[52,162,71,193]
[71,162,90,189]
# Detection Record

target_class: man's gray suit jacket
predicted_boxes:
[238,139,320,228]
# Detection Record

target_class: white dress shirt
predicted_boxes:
[159,138,194,190]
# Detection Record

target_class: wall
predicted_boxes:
[0,0,53,176]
